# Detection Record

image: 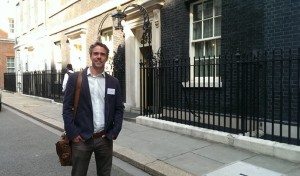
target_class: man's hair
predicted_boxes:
[66,64,73,70]
[89,41,110,56]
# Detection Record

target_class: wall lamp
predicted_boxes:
[111,4,151,46]
[111,7,126,31]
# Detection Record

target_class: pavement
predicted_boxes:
[2,91,300,176]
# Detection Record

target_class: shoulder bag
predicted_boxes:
[56,71,82,166]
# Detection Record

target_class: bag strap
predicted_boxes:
[73,71,82,117]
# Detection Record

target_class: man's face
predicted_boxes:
[90,45,108,70]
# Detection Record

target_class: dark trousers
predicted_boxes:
[71,137,113,176]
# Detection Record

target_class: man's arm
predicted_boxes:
[62,73,80,140]
[62,73,69,92]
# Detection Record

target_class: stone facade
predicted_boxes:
[15,0,165,110]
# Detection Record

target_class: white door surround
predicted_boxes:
[122,2,163,112]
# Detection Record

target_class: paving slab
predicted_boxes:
[118,128,212,160]
[165,152,223,176]
[193,143,256,164]
[285,166,300,176]
[122,121,153,133]
[244,155,300,175]
[146,160,193,176]
[204,161,284,176]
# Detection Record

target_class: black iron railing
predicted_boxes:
[4,72,16,92]
[22,71,64,102]
[140,48,300,145]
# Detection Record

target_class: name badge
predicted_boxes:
[107,88,115,95]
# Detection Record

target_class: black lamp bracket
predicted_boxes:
[122,4,152,46]
[97,13,112,42]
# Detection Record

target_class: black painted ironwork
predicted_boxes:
[22,71,64,102]
[140,48,300,146]
[112,4,151,47]
[4,72,16,92]
[97,13,112,42]
[112,4,161,113]
[97,11,126,101]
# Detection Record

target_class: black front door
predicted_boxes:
[140,46,154,113]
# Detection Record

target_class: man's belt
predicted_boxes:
[92,130,106,139]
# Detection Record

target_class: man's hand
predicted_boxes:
[72,135,84,143]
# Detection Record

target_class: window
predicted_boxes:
[30,0,35,28]
[6,57,15,73]
[69,38,85,71]
[20,1,24,33]
[26,0,30,29]
[16,3,20,34]
[190,0,221,82]
[66,28,87,71]
[38,0,46,25]
[8,18,14,33]
[54,42,62,72]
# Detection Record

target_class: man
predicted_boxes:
[63,42,124,176]
[62,63,74,93]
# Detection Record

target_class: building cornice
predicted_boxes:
[124,0,164,22]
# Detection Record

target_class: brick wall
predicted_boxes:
[0,41,15,89]
[161,0,189,61]
[264,0,300,50]
[158,0,299,127]
[0,29,8,38]
[221,0,300,52]
[221,0,264,54]
[0,27,14,89]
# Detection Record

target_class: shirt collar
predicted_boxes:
[87,67,105,77]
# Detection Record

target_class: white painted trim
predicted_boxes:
[189,1,222,82]
[189,1,194,63]
[192,36,221,43]
[182,78,222,88]
[65,28,87,39]
[122,1,163,109]
[0,39,15,43]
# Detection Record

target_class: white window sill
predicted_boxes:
[181,81,222,88]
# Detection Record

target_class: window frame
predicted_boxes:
[188,0,222,87]
[69,38,84,71]
[54,41,62,72]
[6,57,15,73]
[8,18,14,33]
[37,0,46,25]
[29,0,35,29]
